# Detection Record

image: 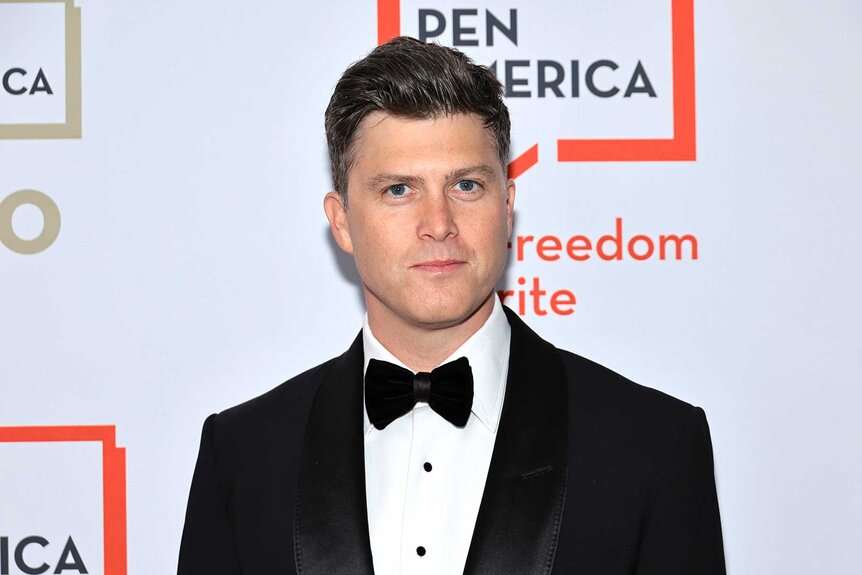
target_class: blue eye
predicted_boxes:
[457,180,477,192]
[387,184,408,196]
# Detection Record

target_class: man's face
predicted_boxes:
[324,112,515,332]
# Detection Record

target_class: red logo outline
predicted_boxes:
[376,0,696,174]
[0,426,127,575]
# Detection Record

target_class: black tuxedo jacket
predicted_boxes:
[178,307,725,574]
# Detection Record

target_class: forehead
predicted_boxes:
[348,112,501,178]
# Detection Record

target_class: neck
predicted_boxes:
[366,294,495,373]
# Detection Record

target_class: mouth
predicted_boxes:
[411,259,466,274]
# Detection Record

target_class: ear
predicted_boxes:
[505,178,516,238]
[323,191,354,254]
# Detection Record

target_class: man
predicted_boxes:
[178,37,725,574]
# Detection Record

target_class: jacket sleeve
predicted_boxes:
[177,413,242,574]
[636,406,727,574]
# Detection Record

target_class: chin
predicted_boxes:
[405,296,488,330]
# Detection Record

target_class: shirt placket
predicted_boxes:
[399,404,441,574]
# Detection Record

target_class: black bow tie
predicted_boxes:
[365,357,474,430]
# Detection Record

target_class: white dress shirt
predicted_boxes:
[362,296,512,575]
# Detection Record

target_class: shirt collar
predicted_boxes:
[362,296,511,435]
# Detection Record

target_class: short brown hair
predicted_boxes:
[324,36,510,202]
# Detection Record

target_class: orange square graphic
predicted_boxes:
[377,0,696,164]
[0,426,127,575]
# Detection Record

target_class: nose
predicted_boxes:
[417,192,458,241]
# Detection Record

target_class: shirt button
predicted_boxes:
[423,462,432,472]
[416,546,426,557]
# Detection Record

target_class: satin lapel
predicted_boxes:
[294,333,375,575]
[463,307,569,575]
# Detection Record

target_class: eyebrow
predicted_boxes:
[364,164,502,190]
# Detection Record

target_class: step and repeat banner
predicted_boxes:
[2,1,860,573]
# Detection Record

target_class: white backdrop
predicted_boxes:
[2,1,860,574]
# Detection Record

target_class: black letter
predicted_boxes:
[15,537,49,575]
[452,9,478,46]
[2,68,27,95]
[537,60,564,97]
[505,60,531,97]
[586,60,619,97]
[2,536,8,575]
[624,60,657,97]
[571,60,580,97]
[486,9,517,46]
[29,68,53,95]
[418,9,445,42]
[53,537,87,574]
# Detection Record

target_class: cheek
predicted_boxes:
[478,212,511,247]
[348,212,379,251]
[487,219,513,269]
[352,222,405,271]
[367,225,399,257]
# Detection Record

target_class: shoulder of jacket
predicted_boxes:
[555,346,697,429]
[210,356,338,438]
